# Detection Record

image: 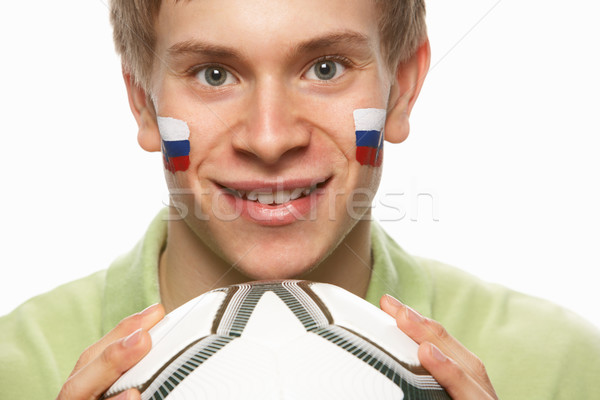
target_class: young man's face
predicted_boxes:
[148,0,397,278]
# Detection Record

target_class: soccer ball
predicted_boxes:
[104,280,450,399]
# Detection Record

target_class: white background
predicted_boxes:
[0,1,598,329]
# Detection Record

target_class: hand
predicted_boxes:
[56,303,165,400]
[380,295,498,400]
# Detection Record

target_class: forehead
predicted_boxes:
[155,0,381,54]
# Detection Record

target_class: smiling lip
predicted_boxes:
[215,178,330,226]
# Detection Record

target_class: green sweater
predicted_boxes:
[1,209,599,399]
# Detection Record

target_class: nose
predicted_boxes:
[232,79,310,165]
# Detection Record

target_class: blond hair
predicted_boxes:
[110,0,427,90]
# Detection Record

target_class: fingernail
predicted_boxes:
[384,294,403,308]
[430,343,447,362]
[140,303,160,316]
[123,328,143,348]
[112,390,131,400]
[405,305,424,323]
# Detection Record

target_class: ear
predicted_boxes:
[384,40,431,144]
[123,69,162,152]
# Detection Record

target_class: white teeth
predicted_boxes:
[247,191,259,201]
[258,193,274,204]
[274,190,292,204]
[226,184,320,204]
[290,188,304,200]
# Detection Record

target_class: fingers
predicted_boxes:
[380,294,473,366]
[71,303,165,375]
[380,294,497,399]
[57,303,165,400]
[59,329,150,399]
[381,295,470,363]
[418,343,495,400]
[106,388,141,400]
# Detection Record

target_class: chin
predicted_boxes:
[234,254,322,281]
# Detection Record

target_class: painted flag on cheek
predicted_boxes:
[157,117,191,173]
[354,108,387,167]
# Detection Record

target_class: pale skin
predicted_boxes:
[57,0,497,399]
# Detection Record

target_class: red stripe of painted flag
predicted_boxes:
[356,147,383,167]
[163,154,190,173]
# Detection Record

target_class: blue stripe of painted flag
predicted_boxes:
[355,130,382,149]
[162,140,190,158]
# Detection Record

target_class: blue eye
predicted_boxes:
[305,60,346,81]
[195,66,237,87]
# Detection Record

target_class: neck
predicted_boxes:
[158,214,373,313]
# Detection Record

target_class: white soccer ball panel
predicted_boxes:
[241,290,308,348]
[311,282,421,366]
[108,290,226,395]
[142,321,405,400]
[105,281,449,400]
[158,338,280,400]
[280,329,405,400]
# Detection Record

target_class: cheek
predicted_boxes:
[157,116,192,173]
[353,108,386,167]
[339,107,386,214]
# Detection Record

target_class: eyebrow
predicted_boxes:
[166,31,372,65]
[167,41,244,63]
[291,31,371,57]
